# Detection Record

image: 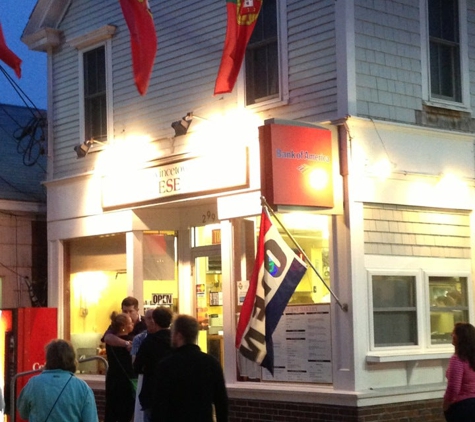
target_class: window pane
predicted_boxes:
[372,275,415,308]
[428,0,461,102]
[85,95,107,140]
[192,224,221,247]
[429,276,468,344]
[429,0,458,42]
[67,234,126,374]
[430,42,460,100]
[84,47,106,96]
[374,311,417,346]
[271,213,330,305]
[245,0,279,105]
[83,46,107,142]
[372,275,417,347]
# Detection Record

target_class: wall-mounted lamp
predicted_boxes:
[171,112,193,137]
[74,139,104,159]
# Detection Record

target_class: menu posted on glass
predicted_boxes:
[263,303,332,383]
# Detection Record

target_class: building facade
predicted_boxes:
[0,103,47,309]
[22,0,475,420]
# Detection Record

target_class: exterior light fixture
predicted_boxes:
[171,112,193,137]
[73,139,105,158]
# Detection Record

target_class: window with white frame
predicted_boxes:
[83,46,107,142]
[429,276,468,344]
[245,0,288,108]
[370,271,470,350]
[68,25,115,146]
[428,0,462,102]
[372,275,418,347]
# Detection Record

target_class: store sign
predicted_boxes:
[150,293,173,305]
[259,123,334,208]
[102,148,248,208]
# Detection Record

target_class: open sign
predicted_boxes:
[151,293,173,305]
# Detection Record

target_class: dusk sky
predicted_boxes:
[1,0,47,109]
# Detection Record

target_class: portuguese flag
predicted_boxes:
[119,0,157,96]
[0,23,21,78]
[214,0,262,95]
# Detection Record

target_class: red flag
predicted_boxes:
[0,23,22,78]
[214,0,262,95]
[236,208,307,374]
[119,0,157,95]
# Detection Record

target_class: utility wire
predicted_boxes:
[0,64,47,168]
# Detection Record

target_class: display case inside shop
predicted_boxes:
[429,276,468,344]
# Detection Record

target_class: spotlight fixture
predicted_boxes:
[73,138,104,158]
[171,112,193,137]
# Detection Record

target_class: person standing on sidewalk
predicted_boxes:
[18,339,98,422]
[102,296,146,351]
[443,322,475,422]
[104,313,135,422]
[151,314,228,422]
[133,307,172,422]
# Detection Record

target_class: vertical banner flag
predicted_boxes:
[214,0,263,95]
[236,208,307,374]
[0,23,22,78]
[119,0,157,95]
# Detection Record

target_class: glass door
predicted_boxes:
[192,245,223,365]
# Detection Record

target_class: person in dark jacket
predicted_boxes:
[151,314,228,422]
[104,312,135,422]
[133,306,172,422]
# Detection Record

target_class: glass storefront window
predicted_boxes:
[67,234,127,374]
[262,212,331,305]
[192,223,221,247]
[143,231,178,314]
[234,211,331,383]
[194,254,223,365]
[67,231,180,374]
[429,276,468,344]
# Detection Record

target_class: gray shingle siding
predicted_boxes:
[364,203,471,258]
[355,0,422,123]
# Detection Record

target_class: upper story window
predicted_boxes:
[244,0,288,108]
[68,25,115,146]
[428,0,462,102]
[83,46,107,142]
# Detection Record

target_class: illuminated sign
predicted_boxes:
[259,123,334,209]
[102,148,248,208]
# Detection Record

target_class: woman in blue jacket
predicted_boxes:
[18,339,98,422]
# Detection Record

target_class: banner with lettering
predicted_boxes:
[235,208,307,374]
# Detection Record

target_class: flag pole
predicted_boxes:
[260,196,348,312]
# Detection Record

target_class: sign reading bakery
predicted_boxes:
[259,123,333,209]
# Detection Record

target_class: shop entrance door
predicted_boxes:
[191,245,223,365]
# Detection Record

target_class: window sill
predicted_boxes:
[366,351,452,363]
[422,99,471,114]
[245,96,289,113]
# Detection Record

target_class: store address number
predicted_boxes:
[202,210,216,223]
